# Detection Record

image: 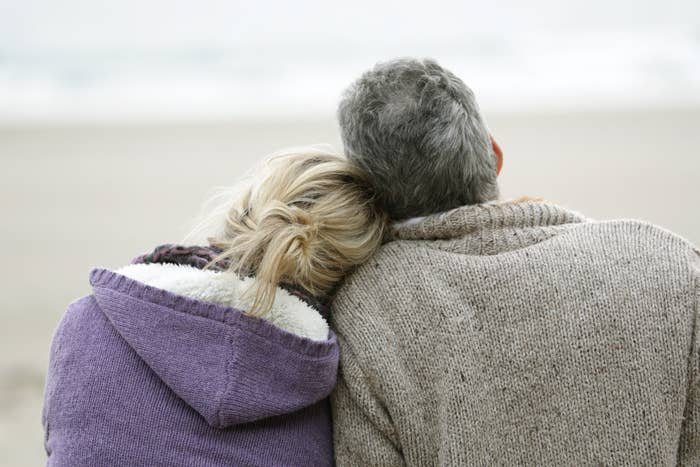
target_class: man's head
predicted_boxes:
[338,58,502,220]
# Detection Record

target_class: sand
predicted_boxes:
[1,108,699,465]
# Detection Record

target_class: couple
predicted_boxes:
[43,58,700,466]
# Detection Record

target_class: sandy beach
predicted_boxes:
[1,108,699,465]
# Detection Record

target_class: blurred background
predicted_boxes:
[1,0,699,464]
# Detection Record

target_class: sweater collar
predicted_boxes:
[391,200,589,242]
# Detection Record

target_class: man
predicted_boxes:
[330,58,700,465]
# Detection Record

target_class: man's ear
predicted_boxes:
[491,134,503,176]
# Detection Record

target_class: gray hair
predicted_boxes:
[338,58,499,220]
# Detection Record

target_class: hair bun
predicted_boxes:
[209,150,386,316]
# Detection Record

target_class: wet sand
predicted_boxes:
[1,108,699,465]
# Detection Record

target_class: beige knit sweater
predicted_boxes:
[330,201,700,466]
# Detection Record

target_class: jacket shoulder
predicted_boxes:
[57,295,102,339]
[47,294,115,386]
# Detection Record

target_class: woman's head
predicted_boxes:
[209,149,387,316]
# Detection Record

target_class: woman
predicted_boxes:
[42,150,386,466]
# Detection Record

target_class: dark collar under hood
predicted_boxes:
[89,267,339,429]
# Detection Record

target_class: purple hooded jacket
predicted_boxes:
[42,264,339,466]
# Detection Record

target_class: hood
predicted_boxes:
[89,265,339,428]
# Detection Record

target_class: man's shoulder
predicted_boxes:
[330,241,417,326]
[366,218,698,263]
[331,218,699,308]
[334,240,423,295]
[576,218,698,257]
[588,218,694,242]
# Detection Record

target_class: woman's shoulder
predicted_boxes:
[57,295,101,337]
[49,294,110,363]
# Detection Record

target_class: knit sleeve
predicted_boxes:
[331,333,405,467]
[42,295,94,460]
[677,248,700,465]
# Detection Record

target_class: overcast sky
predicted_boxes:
[2,0,698,50]
[1,0,698,121]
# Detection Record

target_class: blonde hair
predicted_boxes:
[208,149,387,316]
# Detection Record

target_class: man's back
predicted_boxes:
[331,201,700,466]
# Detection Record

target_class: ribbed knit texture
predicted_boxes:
[43,268,338,466]
[330,200,700,466]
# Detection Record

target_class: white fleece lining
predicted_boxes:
[115,263,329,341]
